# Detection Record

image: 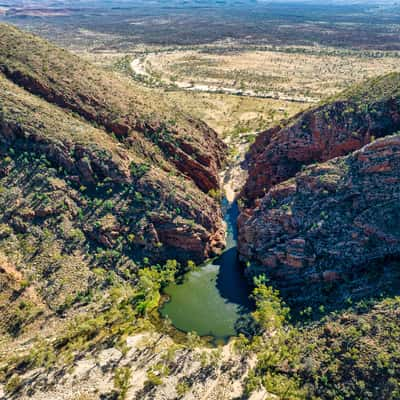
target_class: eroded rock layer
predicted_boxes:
[242,73,400,205]
[238,134,400,287]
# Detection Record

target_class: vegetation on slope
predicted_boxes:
[0,257,185,397]
[0,72,223,263]
[334,71,400,104]
[0,23,226,192]
[242,277,400,400]
[0,26,228,383]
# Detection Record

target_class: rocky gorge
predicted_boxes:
[1,22,400,400]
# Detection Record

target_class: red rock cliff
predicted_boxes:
[242,73,400,205]
[238,134,400,287]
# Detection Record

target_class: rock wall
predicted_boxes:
[242,78,400,205]
[238,134,400,287]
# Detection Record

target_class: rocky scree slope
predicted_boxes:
[241,73,400,205]
[239,133,400,288]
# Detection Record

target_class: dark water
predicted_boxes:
[160,199,252,341]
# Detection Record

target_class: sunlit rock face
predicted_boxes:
[241,73,400,206]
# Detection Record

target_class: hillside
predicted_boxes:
[0,25,230,344]
[244,290,400,400]
[0,23,229,263]
[241,72,400,205]
[238,72,400,290]
[0,24,226,193]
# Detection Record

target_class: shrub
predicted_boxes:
[176,380,190,397]
[130,162,150,179]
[114,366,131,400]
[5,374,21,394]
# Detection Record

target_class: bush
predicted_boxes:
[176,380,190,397]
[5,374,21,394]
[130,162,150,179]
[114,366,131,400]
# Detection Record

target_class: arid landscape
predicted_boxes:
[3,0,400,140]
[129,47,400,99]
[1,1,400,400]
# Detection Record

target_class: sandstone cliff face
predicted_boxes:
[238,134,400,287]
[242,73,400,205]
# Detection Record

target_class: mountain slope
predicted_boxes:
[0,24,229,264]
[0,23,226,193]
[241,72,400,205]
[238,71,400,291]
[0,25,232,344]
[0,72,225,262]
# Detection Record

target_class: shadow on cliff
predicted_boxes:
[215,246,253,312]
[214,199,254,314]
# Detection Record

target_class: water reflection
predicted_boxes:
[160,199,252,340]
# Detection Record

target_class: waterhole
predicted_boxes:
[160,199,252,341]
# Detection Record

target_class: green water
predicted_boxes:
[160,200,252,340]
